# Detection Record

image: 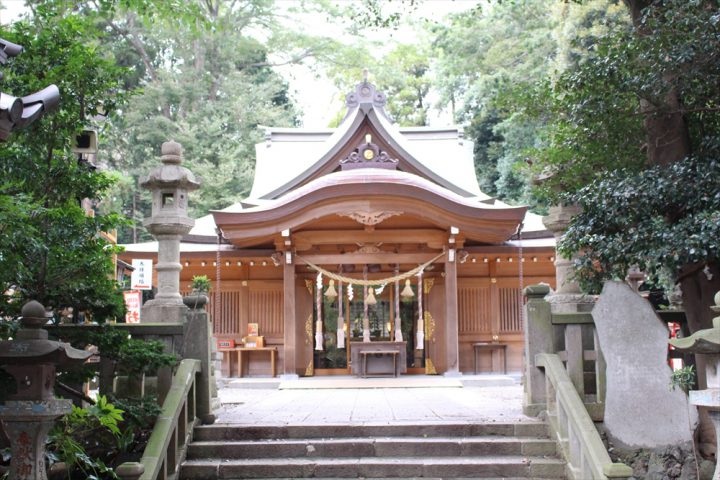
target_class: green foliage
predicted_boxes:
[0,5,129,321]
[48,396,124,479]
[526,0,720,202]
[191,274,211,293]
[670,365,697,394]
[57,324,177,387]
[560,152,720,294]
[429,0,627,205]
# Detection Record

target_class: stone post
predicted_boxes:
[182,295,216,424]
[0,301,91,480]
[140,140,200,323]
[542,204,594,313]
[523,284,554,416]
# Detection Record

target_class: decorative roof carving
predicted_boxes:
[340,133,398,170]
[338,210,403,226]
[345,81,387,110]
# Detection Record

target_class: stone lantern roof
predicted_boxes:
[141,140,200,191]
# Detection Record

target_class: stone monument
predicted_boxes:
[140,140,200,323]
[594,281,697,448]
[0,301,92,480]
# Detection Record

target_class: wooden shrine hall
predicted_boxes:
[120,81,556,377]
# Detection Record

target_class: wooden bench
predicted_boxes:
[220,347,277,377]
[473,342,507,374]
[359,350,400,378]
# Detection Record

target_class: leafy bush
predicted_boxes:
[191,275,211,293]
[560,153,720,294]
[48,396,124,480]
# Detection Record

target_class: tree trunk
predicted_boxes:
[624,0,692,167]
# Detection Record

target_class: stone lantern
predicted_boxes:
[542,204,594,313]
[0,300,92,480]
[140,140,200,323]
[669,291,720,480]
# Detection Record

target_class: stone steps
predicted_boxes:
[191,422,549,440]
[187,437,558,459]
[179,422,565,479]
[181,456,565,479]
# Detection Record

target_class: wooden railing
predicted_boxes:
[116,359,201,480]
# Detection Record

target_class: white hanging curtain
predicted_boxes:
[394,264,403,342]
[416,269,424,350]
[362,266,370,342]
[337,280,345,349]
[315,272,323,351]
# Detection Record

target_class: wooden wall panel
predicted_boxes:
[458,286,492,334]
[499,288,522,333]
[249,287,283,336]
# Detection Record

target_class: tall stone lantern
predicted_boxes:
[542,204,594,313]
[140,140,200,323]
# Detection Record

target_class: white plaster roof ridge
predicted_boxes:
[371,110,481,197]
[505,237,556,248]
[491,198,548,233]
[250,107,365,199]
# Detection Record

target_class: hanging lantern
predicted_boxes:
[324,279,338,298]
[401,279,414,298]
[365,286,377,305]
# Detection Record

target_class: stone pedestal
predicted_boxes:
[0,400,71,480]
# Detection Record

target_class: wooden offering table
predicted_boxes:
[221,346,277,377]
[350,341,407,377]
[473,342,507,374]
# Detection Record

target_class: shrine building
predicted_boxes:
[120,81,556,377]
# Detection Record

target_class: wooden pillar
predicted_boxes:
[283,258,297,377]
[445,253,460,375]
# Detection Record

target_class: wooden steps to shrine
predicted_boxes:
[179,422,565,479]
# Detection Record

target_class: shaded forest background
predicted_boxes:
[0,0,717,319]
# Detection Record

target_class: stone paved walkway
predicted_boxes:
[214,377,535,426]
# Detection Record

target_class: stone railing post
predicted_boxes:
[182,294,216,425]
[523,284,553,416]
[115,462,144,480]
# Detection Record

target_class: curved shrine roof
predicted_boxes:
[213,168,526,246]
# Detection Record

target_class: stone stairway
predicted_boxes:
[179,422,565,479]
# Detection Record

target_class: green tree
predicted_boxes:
[0,6,128,320]
[523,0,720,331]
